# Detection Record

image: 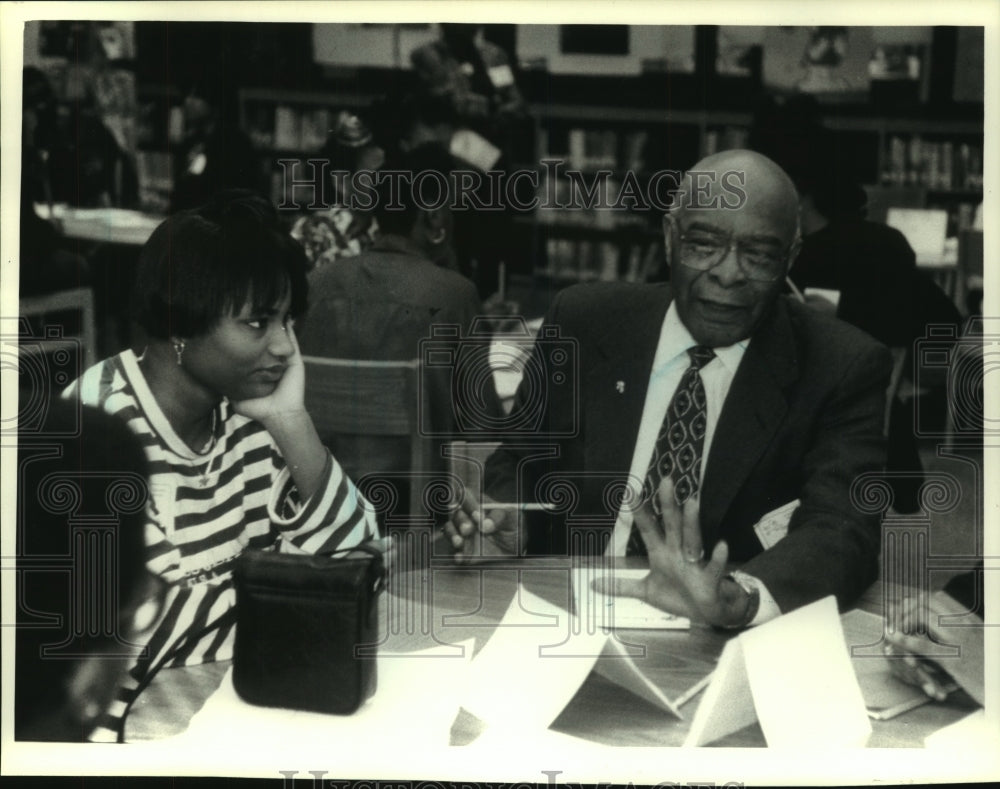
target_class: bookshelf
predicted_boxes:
[524,102,983,283]
[235,86,983,284]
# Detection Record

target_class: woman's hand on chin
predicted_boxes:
[231,325,306,426]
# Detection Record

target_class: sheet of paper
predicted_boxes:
[686,597,872,747]
[460,587,609,732]
[595,637,683,719]
[572,567,690,630]
[684,637,756,746]
[924,710,995,749]
[173,640,474,752]
[752,499,799,550]
[740,596,872,747]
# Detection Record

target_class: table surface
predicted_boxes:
[36,205,165,246]
[125,548,977,748]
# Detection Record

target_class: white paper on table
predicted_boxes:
[572,567,690,630]
[683,636,756,746]
[174,640,474,751]
[925,709,995,749]
[461,587,609,732]
[595,637,683,719]
[685,596,872,747]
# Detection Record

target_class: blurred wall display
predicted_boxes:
[313,23,437,68]
[717,26,765,77]
[763,26,874,98]
[517,25,695,75]
[24,21,138,157]
[952,26,984,103]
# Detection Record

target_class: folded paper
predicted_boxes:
[685,596,872,747]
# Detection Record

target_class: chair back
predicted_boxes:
[302,356,432,522]
[19,286,98,371]
[956,230,984,313]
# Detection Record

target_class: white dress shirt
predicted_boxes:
[608,302,779,625]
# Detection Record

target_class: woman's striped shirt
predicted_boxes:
[63,350,378,740]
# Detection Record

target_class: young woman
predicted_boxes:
[65,191,378,740]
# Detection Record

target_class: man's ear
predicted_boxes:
[661,213,676,268]
[786,234,802,274]
[419,206,448,246]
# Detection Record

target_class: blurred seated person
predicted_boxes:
[170,86,263,213]
[297,143,503,522]
[790,156,962,513]
[16,398,160,741]
[63,190,378,740]
[290,111,384,269]
[410,23,525,151]
[20,69,91,297]
[884,569,985,706]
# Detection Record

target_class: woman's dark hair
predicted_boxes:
[133,190,308,339]
[374,143,456,236]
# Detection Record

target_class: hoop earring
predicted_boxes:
[428,227,446,246]
[173,339,186,366]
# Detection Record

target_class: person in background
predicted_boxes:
[410,23,525,149]
[289,110,384,269]
[448,150,891,630]
[15,399,161,741]
[297,143,502,525]
[19,67,91,297]
[170,85,263,213]
[63,191,377,740]
[410,25,527,300]
[789,153,962,514]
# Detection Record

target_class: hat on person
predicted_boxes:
[330,111,373,148]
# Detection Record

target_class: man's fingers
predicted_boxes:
[655,479,683,555]
[592,575,646,600]
[681,494,703,563]
[704,539,729,578]
[632,492,665,552]
[481,507,507,535]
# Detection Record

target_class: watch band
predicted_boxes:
[725,570,761,629]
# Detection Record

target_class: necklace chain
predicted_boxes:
[197,409,221,486]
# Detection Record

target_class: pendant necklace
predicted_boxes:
[196,408,222,487]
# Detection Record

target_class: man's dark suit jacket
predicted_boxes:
[484,283,892,614]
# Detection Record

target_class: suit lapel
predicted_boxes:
[584,290,670,481]
[700,298,800,545]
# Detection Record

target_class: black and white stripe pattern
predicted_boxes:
[65,350,378,740]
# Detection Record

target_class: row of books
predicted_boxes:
[535,174,653,226]
[245,104,335,152]
[541,237,661,284]
[540,129,650,172]
[882,137,983,191]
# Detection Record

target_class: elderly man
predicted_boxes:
[447,149,892,630]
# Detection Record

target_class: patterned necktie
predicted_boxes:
[627,345,716,556]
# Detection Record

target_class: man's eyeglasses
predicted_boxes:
[674,224,792,283]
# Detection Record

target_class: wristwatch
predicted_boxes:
[724,570,761,629]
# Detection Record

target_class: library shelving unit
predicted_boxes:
[236,84,983,286]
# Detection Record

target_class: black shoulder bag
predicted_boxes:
[232,541,385,715]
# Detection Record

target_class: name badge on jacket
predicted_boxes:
[752,499,800,549]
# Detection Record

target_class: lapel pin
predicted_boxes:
[615,380,626,393]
